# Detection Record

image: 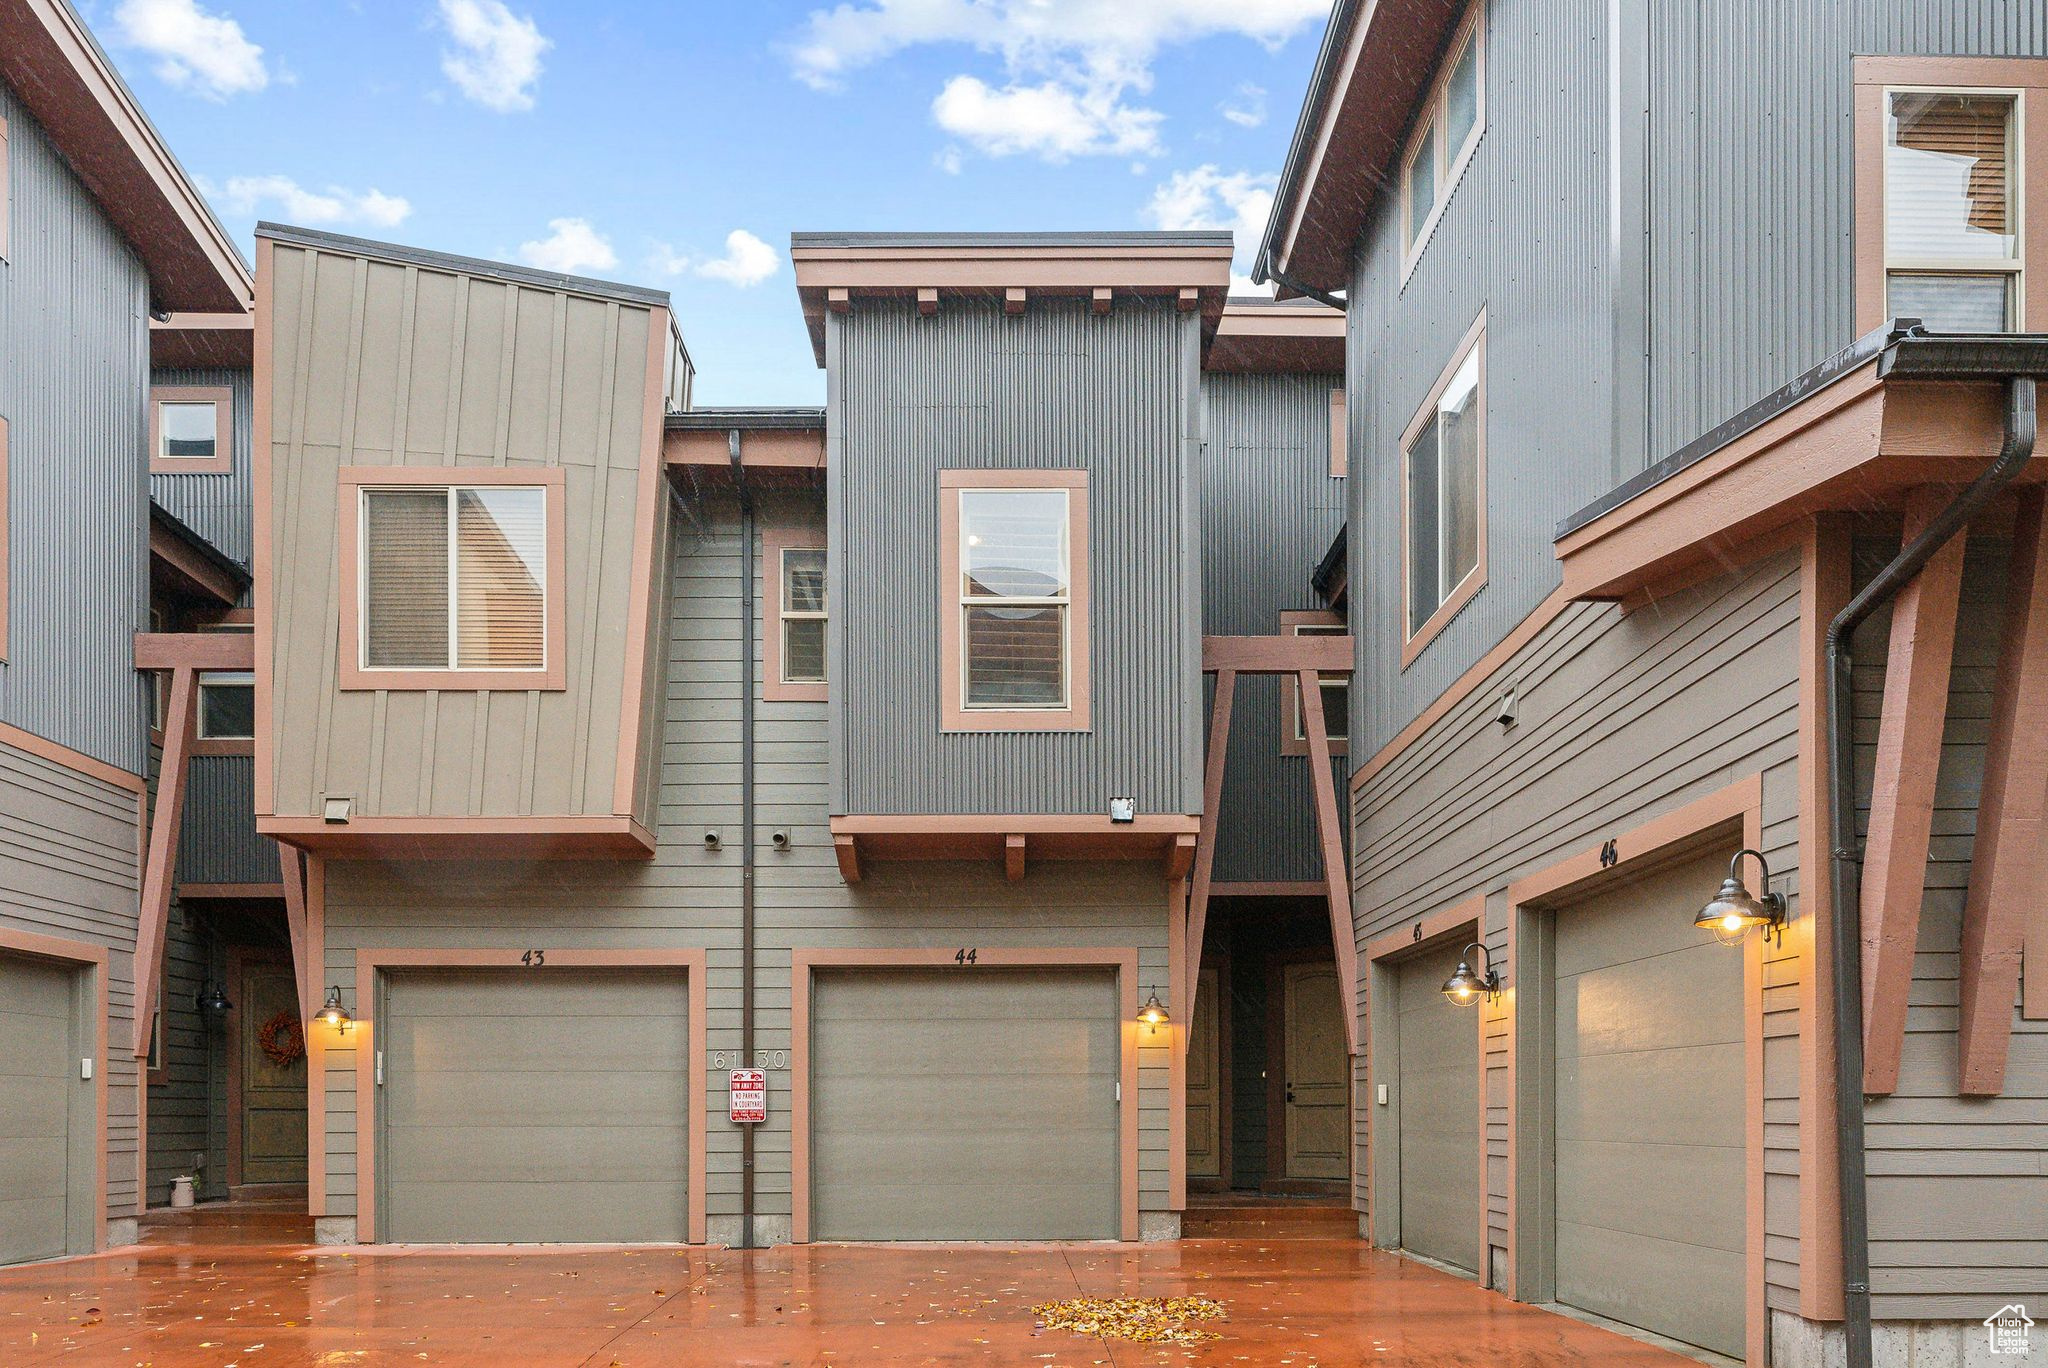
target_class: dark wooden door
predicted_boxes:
[236,961,307,1187]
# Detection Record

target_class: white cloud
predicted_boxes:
[1221,82,1267,128]
[113,0,269,100]
[1144,164,1277,288]
[647,231,783,288]
[437,0,550,112]
[216,175,412,228]
[519,218,617,275]
[932,75,1161,160]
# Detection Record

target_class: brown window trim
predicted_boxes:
[1279,609,1350,757]
[1396,0,1487,286]
[938,468,1092,733]
[1328,388,1349,479]
[763,526,828,702]
[149,386,235,474]
[1400,309,1488,669]
[336,465,568,692]
[0,114,10,263]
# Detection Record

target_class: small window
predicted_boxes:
[1398,6,1486,266]
[1281,614,1350,756]
[149,387,233,472]
[359,483,548,674]
[1884,90,2020,331]
[939,471,1091,731]
[197,672,255,740]
[765,533,828,701]
[1403,322,1486,655]
[1293,624,1349,745]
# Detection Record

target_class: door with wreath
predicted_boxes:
[235,956,308,1189]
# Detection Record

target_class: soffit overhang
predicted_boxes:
[1206,299,1347,374]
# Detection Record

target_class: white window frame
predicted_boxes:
[195,671,256,740]
[355,483,551,677]
[1880,84,2026,331]
[1400,313,1488,665]
[779,545,828,686]
[957,488,1074,713]
[1397,2,1488,282]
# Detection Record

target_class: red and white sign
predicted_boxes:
[728,1068,767,1124]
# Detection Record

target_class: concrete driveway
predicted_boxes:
[0,1221,1707,1366]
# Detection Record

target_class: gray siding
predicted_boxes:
[1852,535,2048,1317]
[1200,372,1346,883]
[1351,553,1803,1306]
[150,367,255,571]
[0,83,152,774]
[178,756,276,885]
[316,488,1175,1233]
[829,299,1203,816]
[0,735,144,1220]
[145,898,229,1206]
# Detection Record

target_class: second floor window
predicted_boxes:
[150,387,233,473]
[1404,323,1485,651]
[1885,90,2019,331]
[197,672,255,740]
[780,547,827,685]
[359,484,547,673]
[1399,4,1485,267]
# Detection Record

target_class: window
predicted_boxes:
[1402,316,1486,662]
[0,415,8,662]
[1398,5,1486,271]
[1885,90,2021,330]
[764,529,827,701]
[938,470,1091,732]
[339,467,566,691]
[1329,388,1349,479]
[197,672,255,739]
[149,387,233,473]
[1,114,10,263]
[1281,612,1349,756]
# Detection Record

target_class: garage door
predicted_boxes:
[0,953,84,1266]
[1554,847,1744,1358]
[380,968,689,1243]
[810,968,1119,1240]
[1395,940,1480,1273]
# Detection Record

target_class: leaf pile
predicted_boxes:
[1031,1295,1228,1346]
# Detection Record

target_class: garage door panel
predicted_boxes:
[0,955,77,1267]
[1557,1222,1745,1359]
[0,1077,68,1139]
[390,1182,687,1245]
[1556,1138,1745,1250]
[389,1123,686,1183]
[0,1137,65,1196]
[0,964,75,1023]
[0,1016,69,1076]
[387,1013,687,1074]
[1553,858,1726,976]
[1396,942,1480,1274]
[811,969,1119,1242]
[1556,1045,1744,1149]
[1559,948,1743,1059]
[388,1067,685,1128]
[0,1199,66,1264]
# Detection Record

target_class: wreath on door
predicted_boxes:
[258,1010,305,1068]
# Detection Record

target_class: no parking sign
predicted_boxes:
[728,1068,767,1124]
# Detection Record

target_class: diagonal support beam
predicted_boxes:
[1861,489,1967,1095]
[279,842,317,1025]
[133,666,196,1057]
[1960,491,2048,1090]
[1298,668,1359,1056]
[1184,668,1236,1032]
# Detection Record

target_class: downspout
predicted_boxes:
[1825,375,2035,1368]
[730,428,758,1251]
[1256,247,1348,313]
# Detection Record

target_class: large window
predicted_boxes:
[341,469,564,690]
[1884,89,2021,331]
[1398,4,1485,272]
[939,470,1091,732]
[765,529,827,701]
[1402,319,1485,660]
[149,387,233,473]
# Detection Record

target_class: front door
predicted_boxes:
[236,960,307,1188]
[1187,967,1222,1182]
[1282,962,1348,1181]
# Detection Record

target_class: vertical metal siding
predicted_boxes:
[177,755,275,884]
[0,83,152,773]
[829,298,1202,816]
[150,367,255,572]
[1200,372,1346,882]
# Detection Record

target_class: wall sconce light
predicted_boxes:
[1695,848,1788,947]
[316,986,354,1032]
[1440,943,1502,1006]
[195,982,233,1016]
[1136,991,1169,1027]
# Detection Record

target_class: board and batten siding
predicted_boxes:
[261,236,664,822]
[150,367,255,573]
[0,735,144,1220]
[0,83,152,774]
[1200,372,1346,884]
[828,299,1203,817]
[316,489,1176,1235]
[1849,534,2048,1318]
[1351,552,1804,1306]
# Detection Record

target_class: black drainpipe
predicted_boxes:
[1825,375,2035,1368]
[1256,248,1348,312]
[730,428,758,1251]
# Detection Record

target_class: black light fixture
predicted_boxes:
[1136,991,1169,1027]
[195,982,233,1015]
[1696,848,1788,947]
[315,985,354,1032]
[1440,943,1501,1006]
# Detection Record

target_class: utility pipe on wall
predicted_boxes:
[730,428,758,1251]
[1825,375,2035,1368]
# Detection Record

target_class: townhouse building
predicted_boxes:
[1255,2,2048,1365]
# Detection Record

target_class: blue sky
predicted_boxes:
[87,0,1332,404]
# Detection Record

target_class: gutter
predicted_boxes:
[1252,0,1365,292]
[729,428,759,1251]
[1823,376,2036,1368]
[1259,251,1348,313]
